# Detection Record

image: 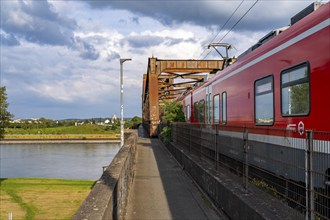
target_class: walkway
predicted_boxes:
[125,127,225,220]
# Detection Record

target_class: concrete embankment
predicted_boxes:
[72,131,137,220]
[163,139,304,220]
[72,126,303,220]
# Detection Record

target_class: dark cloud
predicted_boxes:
[86,1,314,31]
[124,35,164,48]
[131,16,140,25]
[1,0,100,60]
[119,19,128,24]
[1,1,76,46]
[123,35,194,48]
[74,37,100,60]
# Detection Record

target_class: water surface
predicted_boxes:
[0,143,120,180]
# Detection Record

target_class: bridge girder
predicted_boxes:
[142,57,226,137]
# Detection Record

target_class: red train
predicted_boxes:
[180,2,330,188]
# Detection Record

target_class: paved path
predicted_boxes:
[125,127,225,220]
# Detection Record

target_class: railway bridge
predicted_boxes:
[141,56,229,137]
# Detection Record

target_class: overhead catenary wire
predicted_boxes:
[197,0,245,60]
[200,0,260,61]
[216,0,260,45]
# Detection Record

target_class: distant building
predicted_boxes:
[111,114,118,123]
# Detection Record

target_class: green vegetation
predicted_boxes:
[4,116,142,139]
[125,116,142,129]
[5,125,119,139]
[251,178,280,199]
[6,125,116,135]
[0,178,94,220]
[160,101,185,143]
[160,126,172,144]
[161,101,185,123]
[0,86,14,139]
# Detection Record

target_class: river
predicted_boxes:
[0,143,120,180]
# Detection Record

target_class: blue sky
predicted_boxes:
[1,0,321,119]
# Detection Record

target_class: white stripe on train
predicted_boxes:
[213,18,330,85]
[214,129,330,154]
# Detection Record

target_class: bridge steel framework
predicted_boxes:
[142,57,225,137]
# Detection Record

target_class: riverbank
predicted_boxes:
[1,131,136,144]
[1,139,120,144]
[0,178,95,220]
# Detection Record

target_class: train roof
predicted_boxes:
[201,1,329,88]
[238,2,325,60]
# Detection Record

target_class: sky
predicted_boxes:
[1,0,325,120]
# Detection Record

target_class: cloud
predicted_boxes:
[86,1,316,32]
[73,37,100,60]
[124,35,164,48]
[122,28,197,51]
[131,17,140,25]
[106,51,120,61]
[1,0,76,46]
[0,31,20,46]
[1,0,101,60]
[2,0,320,120]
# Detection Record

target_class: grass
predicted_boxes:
[4,125,120,139]
[6,125,117,135]
[0,178,95,220]
[250,178,280,199]
[4,134,119,140]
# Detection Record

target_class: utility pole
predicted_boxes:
[120,58,132,147]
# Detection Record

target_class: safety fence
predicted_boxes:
[170,123,330,220]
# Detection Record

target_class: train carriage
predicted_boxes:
[181,2,330,191]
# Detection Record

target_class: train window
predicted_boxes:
[194,102,199,121]
[199,100,205,123]
[255,76,274,125]
[185,105,190,121]
[213,94,220,123]
[222,92,227,124]
[281,63,310,116]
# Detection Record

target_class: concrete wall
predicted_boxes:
[162,139,304,220]
[72,131,137,220]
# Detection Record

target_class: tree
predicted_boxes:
[131,116,142,123]
[160,101,185,143]
[0,87,14,138]
[161,101,185,123]
[127,116,142,129]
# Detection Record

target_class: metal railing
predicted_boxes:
[170,123,330,219]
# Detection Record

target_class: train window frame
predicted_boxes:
[208,93,213,124]
[194,102,199,121]
[213,94,220,124]
[206,94,209,123]
[222,92,227,124]
[280,62,310,117]
[199,100,205,123]
[254,75,274,126]
[185,104,190,122]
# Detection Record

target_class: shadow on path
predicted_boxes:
[125,126,224,220]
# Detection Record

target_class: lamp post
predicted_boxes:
[120,58,131,147]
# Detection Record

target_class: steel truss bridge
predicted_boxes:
[142,57,228,137]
